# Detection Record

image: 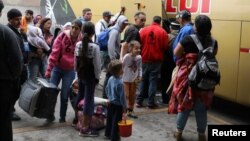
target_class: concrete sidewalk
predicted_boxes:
[12,72,222,141]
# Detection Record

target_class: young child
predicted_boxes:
[27,26,50,51]
[105,60,127,141]
[75,21,101,137]
[122,40,142,118]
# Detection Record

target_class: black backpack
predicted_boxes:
[188,35,220,90]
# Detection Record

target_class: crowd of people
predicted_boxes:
[0,0,219,141]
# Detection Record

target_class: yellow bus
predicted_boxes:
[42,0,250,107]
[163,0,250,107]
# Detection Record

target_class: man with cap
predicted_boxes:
[160,21,180,105]
[95,11,113,71]
[172,10,194,62]
[7,8,29,121]
[102,15,129,99]
[0,1,23,141]
[95,11,113,36]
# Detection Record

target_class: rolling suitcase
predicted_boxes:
[19,78,60,118]
[18,79,41,116]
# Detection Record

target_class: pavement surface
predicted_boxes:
[12,71,229,141]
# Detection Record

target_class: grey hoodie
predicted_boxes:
[108,15,128,60]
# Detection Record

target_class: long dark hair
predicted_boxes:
[195,15,212,47]
[39,17,51,34]
[78,21,95,72]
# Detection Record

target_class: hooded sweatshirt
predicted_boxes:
[46,30,82,73]
[27,26,50,51]
[108,15,128,60]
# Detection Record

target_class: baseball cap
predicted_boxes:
[176,10,191,19]
[103,11,113,17]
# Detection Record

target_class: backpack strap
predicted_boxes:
[57,33,66,63]
[190,34,203,51]
[100,21,106,30]
[191,34,216,54]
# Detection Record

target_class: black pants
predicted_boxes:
[105,103,123,141]
[12,66,27,112]
[160,52,176,104]
[0,80,15,141]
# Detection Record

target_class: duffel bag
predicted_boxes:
[19,79,41,116]
[33,78,60,118]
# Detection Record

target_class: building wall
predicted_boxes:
[3,0,40,6]
[0,0,40,24]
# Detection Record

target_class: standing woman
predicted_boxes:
[39,18,53,73]
[75,21,101,137]
[39,18,53,49]
[45,19,82,123]
[168,15,218,141]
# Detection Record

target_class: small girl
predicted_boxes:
[27,26,50,51]
[75,21,101,137]
[122,40,142,118]
[105,60,127,141]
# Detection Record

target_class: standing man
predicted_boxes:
[172,10,194,62]
[95,11,113,70]
[102,15,129,98]
[79,8,92,24]
[20,9,33,33]
[160,21,180,104]
[7,8,29,121]
[95,11,113,36]
[0,1,23,141]
[136,16,168,108]
[120,11,146,61]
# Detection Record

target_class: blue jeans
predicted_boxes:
[100,51,110,70]
[136,63,161,106]
[78,79,96,116]
[176,99,207,134]
[28,57,45,81]
[50,66,75,119]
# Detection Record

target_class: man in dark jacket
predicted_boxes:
[0,1,23,141]
[7,8,28,121]
[120,11,146,60]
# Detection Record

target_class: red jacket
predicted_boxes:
[46,30,82,73]
[168,53,214,114]
[140,22,168,63]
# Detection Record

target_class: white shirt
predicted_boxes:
[122,53,142,82]
[95,19,109,36]
[75,42,102,80]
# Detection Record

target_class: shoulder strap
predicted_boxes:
[100,21,106,30]
[190,34,203,51]
[57,33,66,63]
